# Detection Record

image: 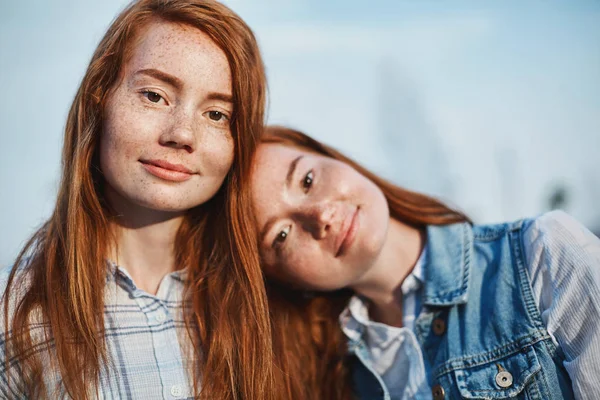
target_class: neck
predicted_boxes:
[351,218,425,327]
[106,187,186,295]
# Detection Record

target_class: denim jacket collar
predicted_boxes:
[422,222,472,307]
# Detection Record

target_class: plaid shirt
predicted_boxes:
[1,263,196,399]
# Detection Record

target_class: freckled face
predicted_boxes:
[100,20,234,213]
[251,144,390,291]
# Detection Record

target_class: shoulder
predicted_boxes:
[0,259,35,322]
[1,258,33,292]
[522,210,600,265]
[520,214,600,397]
[521,211,600,322]
[0,262,32,397]
[524,209,596,239]
[0,264,12,294]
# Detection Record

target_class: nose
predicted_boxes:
[298,201,335,239]
[159,109,195,153]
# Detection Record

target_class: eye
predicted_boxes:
[206,110,229,123]
[302,170,314,193]
[272,225,291,249]
[141,90,164,104]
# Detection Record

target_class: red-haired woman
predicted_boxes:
[255,126,600,400]
[1,1,273,399]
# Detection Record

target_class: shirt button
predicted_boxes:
[155,311,166,323]
[495,370,514,388]
[432,318,446,335]
[170,384,183,398]
[432,384,445,400]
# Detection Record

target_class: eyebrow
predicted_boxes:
[206,92,234,104]
[259,155,304,244]
[134,68,183,90]
[134,69,233,104]
[286,155,303,188]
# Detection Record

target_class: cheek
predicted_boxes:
[282,242,328,283]
[356,189,389,259]
[204,135,235,174]
[98,127,118,176]
[101,91,154,158]
[99,122,138,177]
[221,138,235,171]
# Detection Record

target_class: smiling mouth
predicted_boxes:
[139,159,195,182]
[335,207,360,258]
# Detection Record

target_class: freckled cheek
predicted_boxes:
[204,136,235,174]
[287,243,322,275]
[103,116,156,159]
[254,186,279,213]
[98,127,117,173]
[104,94,159,146]
[99,131,133,173]
[327,165,364,194]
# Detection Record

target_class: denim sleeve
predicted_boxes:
[523,210,600,400]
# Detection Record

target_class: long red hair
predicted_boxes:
[261,126,470,399]
[2,1,272,399]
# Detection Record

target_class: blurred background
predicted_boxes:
[1,0,599,266]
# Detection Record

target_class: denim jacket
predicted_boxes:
[350,219,575,400]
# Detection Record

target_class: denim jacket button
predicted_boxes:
[432,318,446,335]
[495,370,514,388]
[432,384,445,400]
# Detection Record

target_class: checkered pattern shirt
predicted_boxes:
[1,263,196,399]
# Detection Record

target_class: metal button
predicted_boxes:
[170,384,183,398]
[495,371,513,388]
[495,363,513,388]
[432,384,445,400]
[432,318,446,335]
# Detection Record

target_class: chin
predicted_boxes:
[127,192,204,213]
[361,206,388,241]
[144,199,204,213]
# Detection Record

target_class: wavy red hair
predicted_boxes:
[260,126,470,399]
[2,1,272,399]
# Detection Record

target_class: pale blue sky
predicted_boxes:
[1,0,599,265]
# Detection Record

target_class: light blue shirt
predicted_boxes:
[341,211,600,399]
[1,263,195,399]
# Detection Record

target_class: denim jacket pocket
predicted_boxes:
[453,345,541,399]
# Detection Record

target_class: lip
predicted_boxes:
[139,159,195,182]
[335,207,360,258]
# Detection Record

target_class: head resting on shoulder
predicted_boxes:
[251,125,469,291]
[253,125,469,399]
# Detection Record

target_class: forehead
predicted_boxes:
[251,143,302,184]
[124,20,231,88]
[254,143,304,173]
[251,144,305,212]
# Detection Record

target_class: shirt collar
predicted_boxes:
[105,260,187,295]
[421,222,472,307]
[339,244,428,342]
[339,221,474,344]
[106,260,137,292]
